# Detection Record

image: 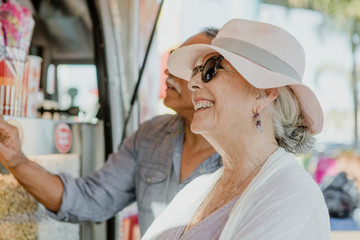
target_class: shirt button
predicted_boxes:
[199,168,204,174]
[146,178,151,183]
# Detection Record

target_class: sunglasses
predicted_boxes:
[191,55,224,83]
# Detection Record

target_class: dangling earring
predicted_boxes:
[254,95,263,133]
[254,112,262,133]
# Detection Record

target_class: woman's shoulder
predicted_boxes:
[262,152,322,199]
[247,148,324,207]
[222,150,330,239]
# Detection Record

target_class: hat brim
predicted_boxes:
[167,44,323,135]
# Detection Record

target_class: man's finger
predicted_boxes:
[0,141,8,160]
[0,118,13,139]
[0,116,9,131]
[0,141,6,151]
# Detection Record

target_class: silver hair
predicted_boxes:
[271,87,315,155]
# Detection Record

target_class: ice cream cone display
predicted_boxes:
[0,0,35,116]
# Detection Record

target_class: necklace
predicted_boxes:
[211,164,261,213]
[183,161,266,234]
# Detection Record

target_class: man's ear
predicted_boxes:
[256,88,278,112]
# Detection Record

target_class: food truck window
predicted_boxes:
[55,64,99,122]
[46,64,56,95]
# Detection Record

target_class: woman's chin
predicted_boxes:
[190,123,208,135]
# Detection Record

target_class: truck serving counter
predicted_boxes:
[0,117,106,240]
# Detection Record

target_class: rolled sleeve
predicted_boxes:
[46,128,142,223]
[46,172,77,221]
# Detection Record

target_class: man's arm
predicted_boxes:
[0,115,63,212]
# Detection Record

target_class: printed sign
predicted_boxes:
[54,123,72,153]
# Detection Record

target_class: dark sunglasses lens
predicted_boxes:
[202,57,217,83]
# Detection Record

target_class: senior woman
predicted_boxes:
[143,19,330,240]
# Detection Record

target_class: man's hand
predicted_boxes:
[0,115,26,169]
[0,115,64,211]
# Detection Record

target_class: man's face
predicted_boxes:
[163,69,193,113]
[164,33,213,115]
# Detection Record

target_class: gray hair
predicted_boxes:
[272,87,315,155]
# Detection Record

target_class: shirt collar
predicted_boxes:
[167,115,185,137]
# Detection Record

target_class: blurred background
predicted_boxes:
[1,0,360,239]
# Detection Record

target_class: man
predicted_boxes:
[0,28,221,235]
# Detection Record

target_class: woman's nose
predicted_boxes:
[188,73,203,91]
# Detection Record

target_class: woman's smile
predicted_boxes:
[193,98,214,112]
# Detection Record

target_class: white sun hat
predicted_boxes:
[167,18,323,135]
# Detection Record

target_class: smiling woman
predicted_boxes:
[143,18,330,240]
[189,54,260,137]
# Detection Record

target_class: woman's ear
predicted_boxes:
[265,88,278,103]
[256,88,278,113]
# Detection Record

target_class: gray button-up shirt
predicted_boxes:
[47,114,222,235]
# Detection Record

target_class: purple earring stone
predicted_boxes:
[254,113,262,133]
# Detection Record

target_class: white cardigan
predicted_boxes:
[142,148,330,240]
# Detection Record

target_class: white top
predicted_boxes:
[142,148,330,240]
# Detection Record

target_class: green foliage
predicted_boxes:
[288,0,360,149]
[290,0,360,38]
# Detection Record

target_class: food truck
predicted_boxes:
[0,0,141,239]
[1,0,360,239]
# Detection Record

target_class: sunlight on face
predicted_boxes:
[189,57,256,136]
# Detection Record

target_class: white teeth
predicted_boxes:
[194,101,214,110]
